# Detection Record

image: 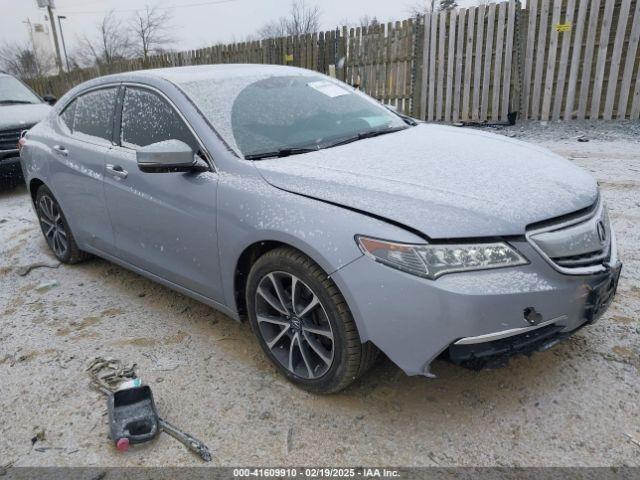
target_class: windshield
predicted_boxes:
[0,76,42,104]
[179,74,406,158]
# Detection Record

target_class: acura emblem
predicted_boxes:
[596,221,607,244]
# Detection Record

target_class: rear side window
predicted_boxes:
[73,88,117,143]
[120,87,197,151]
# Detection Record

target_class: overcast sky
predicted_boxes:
[0,0,479,56]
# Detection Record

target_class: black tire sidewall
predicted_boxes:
[35,186,73,263]
[247,250,353,392]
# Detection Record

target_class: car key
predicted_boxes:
[159,418,212,462]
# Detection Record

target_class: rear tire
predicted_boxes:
[35,185,91,264]
[246,247,378,393]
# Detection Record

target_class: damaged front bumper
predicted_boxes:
[331,239,621,377]
[449,260,620,369]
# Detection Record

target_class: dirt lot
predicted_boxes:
[1,122,639,467]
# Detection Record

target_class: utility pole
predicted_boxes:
[38,0,64,72]
[23,18,36,49]
[57,16,70,71]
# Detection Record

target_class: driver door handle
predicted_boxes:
[52,145,68,156]
[106,164,128,179]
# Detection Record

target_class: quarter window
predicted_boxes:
[73,88,117,143]
[120,87,197,151]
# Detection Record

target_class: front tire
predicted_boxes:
[246,247,377,393]
[35,185,90,264]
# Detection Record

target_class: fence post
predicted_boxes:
[511,0,524,122]
[410,15,424,118]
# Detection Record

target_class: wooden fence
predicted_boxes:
[418,0,518,122]
[28,21,420,114]
[344,20,418,113]
[27,0,640,122]
[521,0,640,120]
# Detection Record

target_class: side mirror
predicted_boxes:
[136,140,202,173]
[43,94,57,106]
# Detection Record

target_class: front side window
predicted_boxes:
[73,88,117,143]
[120,87,197,151]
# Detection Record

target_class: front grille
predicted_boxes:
[0,128,23,151]
[527,197,612,274]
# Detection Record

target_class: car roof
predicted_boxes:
[57,64,321,111]
[144,64,313,81]
[97,64,317,86]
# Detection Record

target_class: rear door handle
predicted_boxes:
[106,164,128,179]
[53,145,68,156]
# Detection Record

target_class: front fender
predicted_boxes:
[217,172,424,320]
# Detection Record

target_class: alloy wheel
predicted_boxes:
[255,271,335,379]
[38,194,68,258]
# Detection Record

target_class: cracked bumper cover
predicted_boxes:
[331,239,621,376]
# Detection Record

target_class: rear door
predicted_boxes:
[102,85,223,302]
[50,87,118,253]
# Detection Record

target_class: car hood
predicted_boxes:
[254,124,598,238]
[0,103,51,131]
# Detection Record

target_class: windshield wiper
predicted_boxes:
[322,126,408,149]
[244,125,409,160]
[244,146,320,160]
[0,100,36,105]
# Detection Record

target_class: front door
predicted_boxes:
[102,86,223,302]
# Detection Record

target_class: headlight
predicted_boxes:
[356,236,528,279]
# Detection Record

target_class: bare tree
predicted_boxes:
[408,0,464,14]
[74,10,133,68]
[257,0,321,38]
[407,0,437,15]
[359,15,381,28]
[288,0,321,35]
[257,17,290,39]
[130,4,175,59]
[439,0,459,10]
[0,40,56,79]
[337,15,381,29]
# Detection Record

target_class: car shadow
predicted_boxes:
[0,183,28,200]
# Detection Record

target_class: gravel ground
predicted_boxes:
[1,122,638,467]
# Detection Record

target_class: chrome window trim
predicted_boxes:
[57,83,122,112]
[118,82,216,172]
[526,195,610,276]
[57,81,217,172]
[56,84,119,148]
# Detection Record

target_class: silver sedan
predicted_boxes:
[20,65,621,393]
